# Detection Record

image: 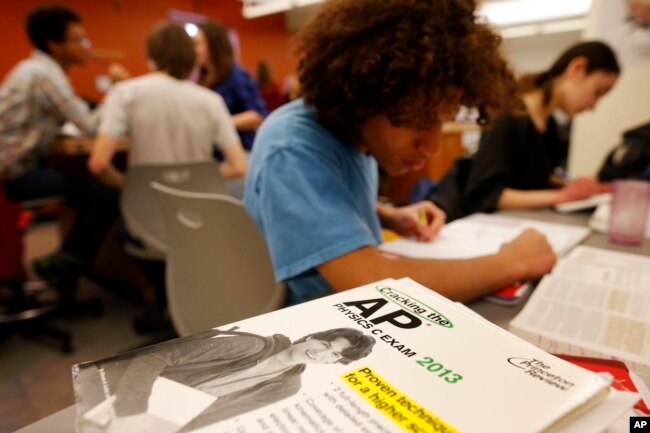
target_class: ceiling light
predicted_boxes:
[479,0,592,27]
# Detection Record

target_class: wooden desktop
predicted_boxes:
[53,136,128,156]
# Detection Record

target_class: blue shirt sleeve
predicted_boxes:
[235,68,268,117]
[251,142,379,281]
[216,65,268,117]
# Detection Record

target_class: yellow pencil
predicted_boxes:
[418,208,428,225]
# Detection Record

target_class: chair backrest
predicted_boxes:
[121,161,227,254]
[151,181,286,336]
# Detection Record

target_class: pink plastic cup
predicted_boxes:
[608,180,650,246]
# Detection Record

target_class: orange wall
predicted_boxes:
[0,0,297,101]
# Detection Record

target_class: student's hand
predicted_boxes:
[382,201,446,242]
[499,228,557,281]
[596,181,613,193]
[557,177,603,202]
[107,63,130,83]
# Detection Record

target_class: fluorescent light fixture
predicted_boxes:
[240,0,591,27]
[540,18,587,34]
[242,0,292,19]
[500,24,539,39]
[480,0,591,27]
[499,18,587,39]
[241,0,324,19]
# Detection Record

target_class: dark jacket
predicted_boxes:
[428,112,561,221]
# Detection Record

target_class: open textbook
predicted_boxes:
[380,213,590,305]
[380,213,590,260]
[588,202,650,239]
[510,246,650,388]
[73,278,638,433]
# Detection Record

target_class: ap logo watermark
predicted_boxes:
[631,417,650,432]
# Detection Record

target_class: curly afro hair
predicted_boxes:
[295,0,516,134]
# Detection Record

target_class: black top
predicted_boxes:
[428,112,562,221]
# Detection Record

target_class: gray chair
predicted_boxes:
[151,182,286,336]
[121,161,227,259]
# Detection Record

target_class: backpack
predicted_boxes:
[598,121,650,181]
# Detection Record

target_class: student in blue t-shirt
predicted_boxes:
[244,0,557,306]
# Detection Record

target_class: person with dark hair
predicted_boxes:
[75,327,375,431]
[0,5,129,299]
[89,22,246,187]
[88,22,247,332]
[257,60,285,112]
[244,0,557,306]
[194,20,268,152]
[428,41,621,221]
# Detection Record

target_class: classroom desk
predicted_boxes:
[16,208,650,433]
[15,406,75,433]
[48,135,129,176]
[53,136,128,155]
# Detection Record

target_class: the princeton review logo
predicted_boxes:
[375,285,454,328]
[507,358,575,391]
[631,417,650,432]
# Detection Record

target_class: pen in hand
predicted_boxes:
[418,208,429,225]
[415,202,446,242]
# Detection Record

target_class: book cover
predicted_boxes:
[73,278,618,433]
[483,281,531,306]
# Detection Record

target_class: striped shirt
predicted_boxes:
[0,50,95,179]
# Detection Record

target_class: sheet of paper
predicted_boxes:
[555,389,640,433]
[59,121,83,137]
[554,193,613,213]
[380,213,589,259]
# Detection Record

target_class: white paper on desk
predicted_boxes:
[605,408,647,433]
[380,213,589,259]
[555,389,639,433]
[59,121,83,137]
[554,193,613,213]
